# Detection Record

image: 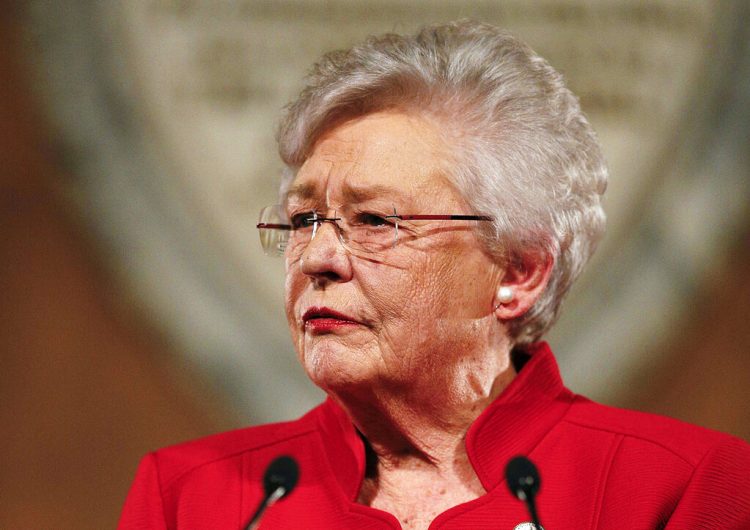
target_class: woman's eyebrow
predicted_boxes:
[341,182,403,203]
[286,182,318,202]
[287,181,407,206]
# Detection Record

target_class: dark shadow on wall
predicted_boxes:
[0,6,236,528]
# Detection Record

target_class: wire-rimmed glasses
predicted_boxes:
[256,204,493,257]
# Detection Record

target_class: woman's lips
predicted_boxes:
[302,307,361,332]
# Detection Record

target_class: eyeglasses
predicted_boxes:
[256,204,493,257]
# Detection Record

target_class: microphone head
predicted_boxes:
[504,455,541,500]
[263,455,299,499]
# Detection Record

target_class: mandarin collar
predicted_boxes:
[315,341,574,498]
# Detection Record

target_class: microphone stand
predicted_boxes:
[516,486,542,529]
[244,486,287,530]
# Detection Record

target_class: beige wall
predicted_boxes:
[1,5,748,528]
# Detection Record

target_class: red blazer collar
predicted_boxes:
[466,342,574,490]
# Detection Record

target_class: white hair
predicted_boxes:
[276,20,608,345]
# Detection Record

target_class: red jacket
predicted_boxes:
[118,343,750,529]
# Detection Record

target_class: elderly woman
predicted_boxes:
[119,21,750,529]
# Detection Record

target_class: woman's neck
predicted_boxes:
[331,363,516,530]
[330,358,517,476]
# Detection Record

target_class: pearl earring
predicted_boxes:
[496,286,514,305]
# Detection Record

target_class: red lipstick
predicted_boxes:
[302,307,360,332]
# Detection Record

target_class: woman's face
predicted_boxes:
[284,111,504,396]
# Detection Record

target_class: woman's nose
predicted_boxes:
[298,221,353,283]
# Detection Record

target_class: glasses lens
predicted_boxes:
[258,205,289,256]
[338,207,398,254]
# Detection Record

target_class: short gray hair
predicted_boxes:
[277,20,608,345]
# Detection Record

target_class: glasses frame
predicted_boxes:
[256,205,493,256]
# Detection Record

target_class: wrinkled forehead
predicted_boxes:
[283,114,459,209]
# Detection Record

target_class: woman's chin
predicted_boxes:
[301,344,378,393]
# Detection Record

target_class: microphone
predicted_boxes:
[244,455,299,530]
[505,455,543,529]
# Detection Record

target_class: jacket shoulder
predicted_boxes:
[150,404,322,489]
[565,395,749,466]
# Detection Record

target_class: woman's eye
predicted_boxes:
[356,213,388,227]
[290,212,317,229]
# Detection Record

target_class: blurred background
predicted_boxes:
[1,1,749,527]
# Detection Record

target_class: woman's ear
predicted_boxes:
[494,252,554,321]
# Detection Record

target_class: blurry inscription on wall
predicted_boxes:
[29,1,744,420]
